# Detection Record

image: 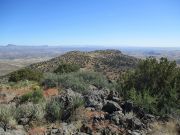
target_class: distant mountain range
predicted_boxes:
[0,45,179,60]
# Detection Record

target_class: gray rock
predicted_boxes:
[85,107,95,111]
[19,118,30,125]
[102,100,122,114]
[111,113,120,125]
[80,124,93,134]
[76,132,89,135]
[51,128,60,134]
[145,114,155,120]
[93,113,105,121]
[84,88,109,109]
[107,90,120,103]
[121,101,133,115]
[65,88,82,98]
[133,106,145,119]
[127,117,143,130]
[50,122,82,135]
[0,126,26,135]
[128,130,141,135]
[128,130,147,135]
[111,97,121,103]
[107,111,127,127]
[0,127,4,135]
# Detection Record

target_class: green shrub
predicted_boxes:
[45,99,63,122]
[129,88,157,113]
[118,57,180,115]
[33,103,46,120]
[57,73,88,92]
[42,71,111,93]
[77,71,109,89]
[20,88,44,103]
[20,92,32,103]
[41,73,58,88]
[0,105,16,126]
[72,96,84,109]
[15,103,45,123]
[9,68,43,82]
[42,78,57,88]
[54,63,80,74]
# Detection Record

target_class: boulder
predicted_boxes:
[107,90,120,103]
[133,106,145,119]
[127,117,144,130]
[93,113,105,121]
[54,88,83,108]
[102,100,122,114]
[84,88,109,109]
[19,118,30,125]
[109,111,126,126]
[49,122,82,135]
[121,101,133,115]
[100,124,123,135]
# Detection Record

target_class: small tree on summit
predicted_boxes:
[54,63,80,74]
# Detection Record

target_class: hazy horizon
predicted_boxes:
[1,44,180,48]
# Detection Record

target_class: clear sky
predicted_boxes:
[0,0,180,47]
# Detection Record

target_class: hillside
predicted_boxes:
[28,49,139,80]
[0,50,179,135]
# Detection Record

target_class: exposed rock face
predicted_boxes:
[107,111,126,126]
[102,100,122,114]
[84,87,109,109]
[54,88,83,107]
[127,117,144,130]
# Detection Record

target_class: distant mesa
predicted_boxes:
[6,44,17,47]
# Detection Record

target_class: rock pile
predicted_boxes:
[0,85,165,135]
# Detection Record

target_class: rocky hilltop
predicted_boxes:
[29,49,139,80]
[0,50,179,135]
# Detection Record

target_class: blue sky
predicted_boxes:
[0,0,180,47]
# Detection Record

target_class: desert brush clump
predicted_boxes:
[9,68,43,82]
[15,102,46,124]
[42,71,112,93]
[45,99,64,122]
[117,57,180,115]
[0,104,17,127]
[54,63,80,74]
[20,86,44,103]
[72,96,84,110]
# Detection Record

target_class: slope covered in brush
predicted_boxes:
[28,49,139,80]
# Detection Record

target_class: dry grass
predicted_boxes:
[0,81,39,103]
[43,88,59,98]
[149,120,180,135]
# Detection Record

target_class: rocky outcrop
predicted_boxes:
[102,100,122,114]
[0,86,162,135]
[84,87,109,109]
